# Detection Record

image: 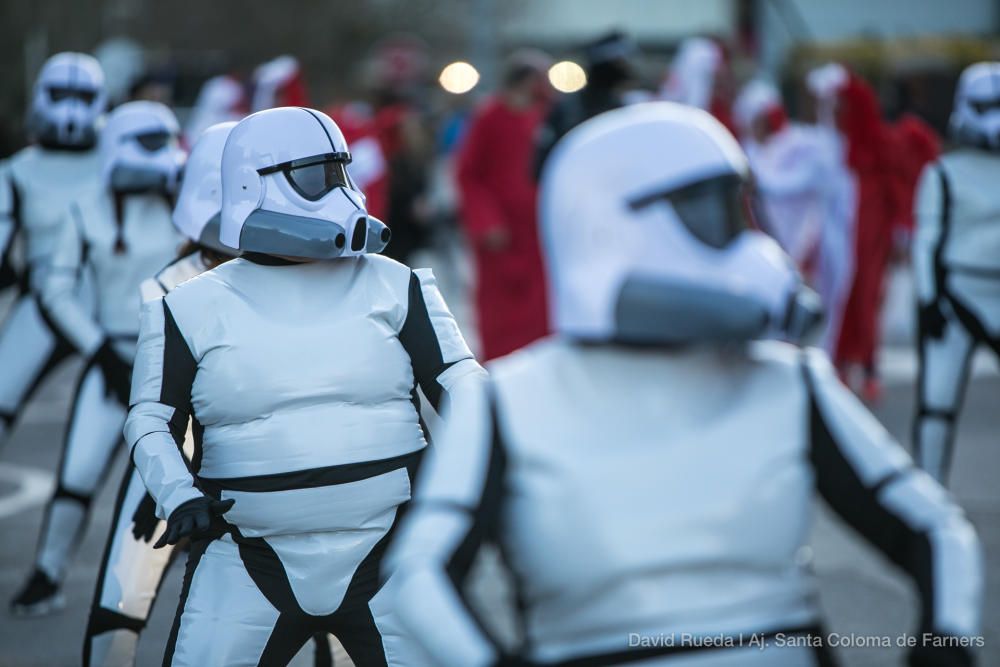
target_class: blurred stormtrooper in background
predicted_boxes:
[913,62,1000,485]
[10,101,184,616]
[83,121,237,667]
[0,52,106,447]
[387,103,982,667]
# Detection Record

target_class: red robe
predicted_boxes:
[456,98,549,361]
[833,77,938,372]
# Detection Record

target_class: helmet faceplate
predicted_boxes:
[540,102,816,345]
[100,101,185,195]
[220,107,389,258]
[950,62,1000,149]
[29,52,107,149]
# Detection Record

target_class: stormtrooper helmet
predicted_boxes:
[100,101,186,195]
[172,122,237,254]
[219,106,390,259]
[950,62,1000,149]
[28,52,107,149]
[539,102,819,346]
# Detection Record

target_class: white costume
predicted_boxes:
[913,62,1000,484]
[734,80,824,267]
[11,101,184,616]
[387,103,982,667]
[126,107,480,666]
[0,52,105,444]
[85,122,235,667]
[804,64,858,354]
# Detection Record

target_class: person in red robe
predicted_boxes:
[832,73,938,400]
[457,51,553,361]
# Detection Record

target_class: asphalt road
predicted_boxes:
[0,264,996,667]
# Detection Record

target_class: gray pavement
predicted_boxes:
[0,304,996,666]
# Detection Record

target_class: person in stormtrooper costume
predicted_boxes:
[126,106,483,666]
[913,62,1000,485]
[84,121,238,667]
[0,52,106,446]
[10,100,185,615]
[386,103,983,667]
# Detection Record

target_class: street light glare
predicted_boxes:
[439,61,480,94]
[548,60,587,93]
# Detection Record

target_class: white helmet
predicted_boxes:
[733,79,781,137]
[950,62,1000,149]
[219,106,390,259]
[28,52,107,149]
[539,102,819,345]
[100,101,186,195]
[172,122,237,253]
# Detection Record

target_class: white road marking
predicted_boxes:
[0,463,55,519]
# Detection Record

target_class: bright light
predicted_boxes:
[439,61,480,94]
[548,60,587,93]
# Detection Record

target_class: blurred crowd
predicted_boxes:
[0,20,996,667]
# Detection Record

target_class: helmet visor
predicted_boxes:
[48,86,97,105]
[259,152,352,202]
[630,173,758,249]
[135,131,173,152]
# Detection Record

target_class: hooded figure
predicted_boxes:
[457,51,553,360]
[125,106,482,665]
[0,52,106,446]
[534,30,636,175]
[810,66,900,396]
[10,101,185,616]
[386,103,981,667]
[660,36,734,131]
[912,62,1000,485]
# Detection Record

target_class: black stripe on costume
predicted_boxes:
[161,538,210,667]
[437,385,510,655]
[257,612,316,666]
[932,164,952,300]
[399,271,454,411]
[803,362,937,633]
[54,484,92,506]
[241,252,299,266]
[197,448,423,495]
[160,301,197,413]
[549,625,835,667]
[84,465,145,666]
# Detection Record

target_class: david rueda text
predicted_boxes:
[628,632,985,651]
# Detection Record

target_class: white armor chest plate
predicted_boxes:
[167,256,426,479]
[10,146,102,280]
[940,150,1000,272]
[490,340,819,659]
[76,191,180,338]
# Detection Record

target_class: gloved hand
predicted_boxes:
[919,300,947,340]
[909,641,973,667]
[153,496,234,549]
[131,492,160,542]
[92,339,132,406]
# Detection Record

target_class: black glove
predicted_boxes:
[919,300,947,340]
[909,641,973,667]
[131,492,160,542]
[153,496,234,549]
[92,340,132,406]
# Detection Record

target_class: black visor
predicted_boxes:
[135,131,172,152]
[48,86,97,105]
[970,97,1000,114]
[259,153,352,202]
[629,173,758,249]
